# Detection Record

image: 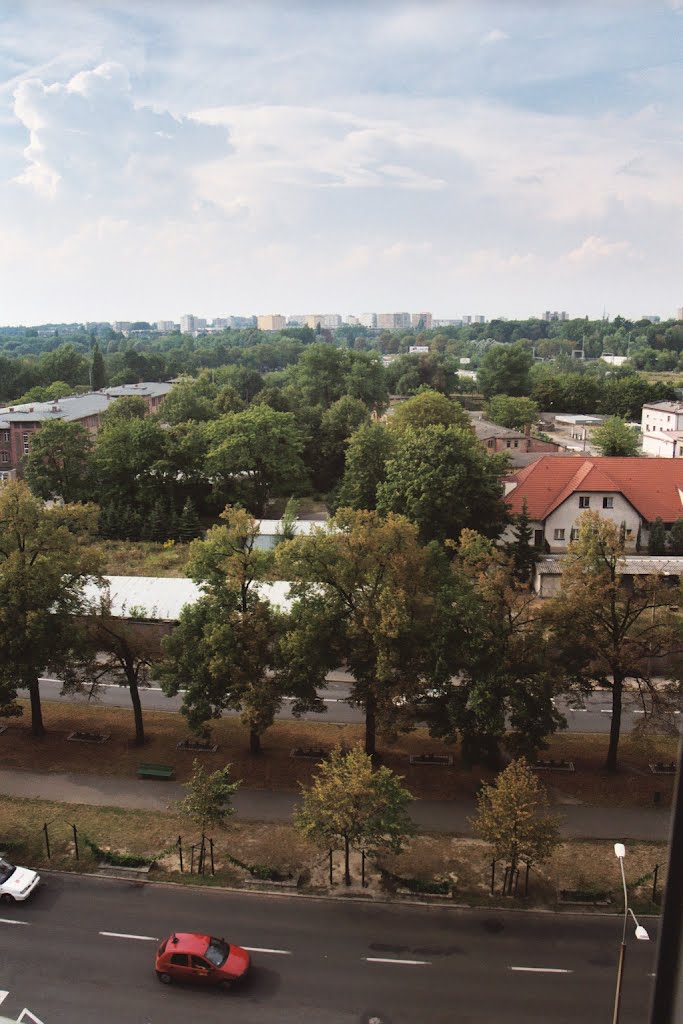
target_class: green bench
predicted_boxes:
[137,763,175,780]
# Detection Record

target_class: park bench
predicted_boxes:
[137,763,174,780]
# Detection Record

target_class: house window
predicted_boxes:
[603,497,614,509]
[0,431,8,444]
[0,452,8,464]
[506,441,512,448]
[487,439,494,448]
[22,433,30,454]
[554,528,565,541]
[626,529,633,538]
[513,440,519,448]
[570,528,579,541]
[533,530,543,547]
[579,496,590,508]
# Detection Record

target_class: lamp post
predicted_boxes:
[613,842,650,1024]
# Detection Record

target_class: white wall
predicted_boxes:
[544,493,641,553]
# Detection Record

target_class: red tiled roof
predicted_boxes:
[506,457,683,523]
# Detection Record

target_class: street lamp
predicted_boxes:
[613,842,650,1024]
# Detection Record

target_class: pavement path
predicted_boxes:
[0,766,673,840]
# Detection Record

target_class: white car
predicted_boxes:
[0,858,41,903]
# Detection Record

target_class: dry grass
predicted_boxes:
[0,794,666,910]
[1,699,677,806]
[88,540,193,577]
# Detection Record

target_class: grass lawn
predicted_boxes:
[88,540,193,576]
[0,699,677,806]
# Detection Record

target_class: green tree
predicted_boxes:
[648,517,667,556]
[591,417,640,457]
[294,745,414,886]
[157,377,216,424]
[669,519,683,556]
[206,405,307,516]
[485,395,539,431]
[160,506,321,754]
[178,498,202,543]
[313,395,371,494]
[377,424,508,544]
[547,511,683,771]
[335,422,393,512]
[477,343,533,398]
[0,481,101,736]
[90,343,107,390]
[83,596,163,745]
[92,418,168,509]
[471,758,561,895]
[24,419,93,503]
[177,760,240,873]
[99,395,148,425]
[426,532,563,767]
[388,389,472,433]
[275,508,444,756]
[506,499,537,583]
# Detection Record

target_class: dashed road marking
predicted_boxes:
[0,992,8,1006]
[243,946,292,955]
[365,957,431,966]
[509,966,572,974]
[99,931,159,941]
[0,918,29,926]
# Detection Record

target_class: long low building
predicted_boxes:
[0,382,173,480]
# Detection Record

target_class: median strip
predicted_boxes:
[99,931,159,941]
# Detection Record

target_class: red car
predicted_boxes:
[155,932,251,988]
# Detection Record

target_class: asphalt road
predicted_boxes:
[31,675,682,735]
[0,874,658,1024]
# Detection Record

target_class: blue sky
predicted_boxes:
[1,0,682,325]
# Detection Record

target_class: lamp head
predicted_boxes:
[635,925,650,941]
[614,842,626,859]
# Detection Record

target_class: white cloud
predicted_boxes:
[481,29,509,44]
[566,236,636,264]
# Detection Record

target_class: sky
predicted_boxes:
[1,0,682,326]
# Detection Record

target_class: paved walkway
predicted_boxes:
[0,767,673,841]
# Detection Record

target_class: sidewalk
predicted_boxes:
[0,767,672,841]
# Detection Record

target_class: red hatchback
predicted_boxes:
[156,932,251,988]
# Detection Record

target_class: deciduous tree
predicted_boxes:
[24,419,93,503]
[294,745,414,886]
[591,416,640,457]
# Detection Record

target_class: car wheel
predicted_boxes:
[0,894,15,905]
[156,972,172,985]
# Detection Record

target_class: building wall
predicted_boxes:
[642,433,680,458]
[642,405,683,433]
[543,493,641,553]
[257,314,286,331]
[483,435,561,454]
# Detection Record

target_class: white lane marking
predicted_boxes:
[243,946,292,955]
[509,966,572,974]
[600,709,613,714]
[365,957,431,966]
[0,918,29,926]
[0,992,8,1006]
[17,1011,46,1024]
[99,931,159,942]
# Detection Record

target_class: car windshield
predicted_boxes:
[0,860,16,884]
[205,938,230,967]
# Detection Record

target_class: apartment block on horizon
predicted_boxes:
[411,312,433,329]
[377,312,411,330]
[256,314,286,332]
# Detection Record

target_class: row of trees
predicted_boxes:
[2,481,681,773]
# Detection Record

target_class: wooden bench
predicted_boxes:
[137,763,175,780]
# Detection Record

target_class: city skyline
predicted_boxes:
[1,1,682,324]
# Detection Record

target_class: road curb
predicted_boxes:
[38,868,661,920]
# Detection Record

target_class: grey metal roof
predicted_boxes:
[536,556,683,576]
[81,575,293,621]
[472,420,524,440]
[0,383,173,423]
[642,401,683,414]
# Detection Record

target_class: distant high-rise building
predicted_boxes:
[321,313,342,329]
[411,312,433,329]
[543,310,568,322]
[180,314,196,333]
[344,315,360,326]
[473,315,485,324]
[112,321,132,333]
[677,307,683,321]
[257,314,286,332]
[156,320,176,332]
[642,315,661,323]
[358,313,377,328]
[377,312,411,330]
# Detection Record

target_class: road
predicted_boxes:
[31,675,682,734]
[0,874,657,1024]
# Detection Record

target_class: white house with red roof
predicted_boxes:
[504,456,683,555]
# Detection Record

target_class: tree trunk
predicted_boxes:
[606,676,623,772]
[27,676,45,737]
[249,728,261,756]
[344,835,351,887]
[364,693,376,757]
[129,679,145,746]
